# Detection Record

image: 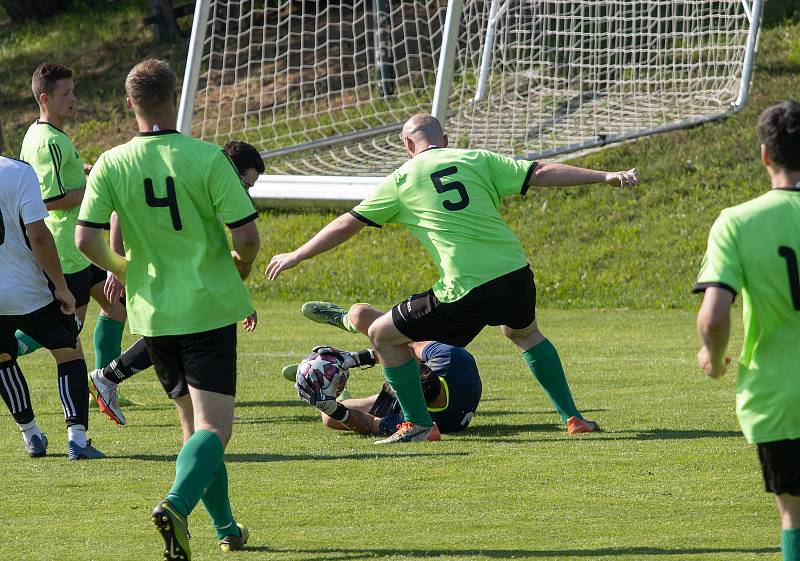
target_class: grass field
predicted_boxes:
[0,301,779,561]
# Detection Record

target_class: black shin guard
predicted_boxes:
[0,360,34,424]
[103,338,152,383]
[57,359,89,428]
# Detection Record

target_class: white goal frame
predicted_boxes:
[178,0,763,208]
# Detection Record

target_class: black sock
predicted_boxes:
[0,360,34,424]
[57,359,89,429]
[102,338,152,384]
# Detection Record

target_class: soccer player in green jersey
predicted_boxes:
[695,100,800,561]
[88,140,265,426]
[17,64,127,368]
[267,113,638,443]
[75,59,260,560]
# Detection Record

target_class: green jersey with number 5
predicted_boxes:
[78,130,258,337]
[694,189,800,444]
[351,148,535,303]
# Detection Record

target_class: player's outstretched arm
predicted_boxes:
[528,162,639,188]
[26,219,75,314]
[696,286,733,379]
[266,212,365,280]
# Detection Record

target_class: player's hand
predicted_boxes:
[54,286,76,315]
[295,367,321,405]
[697,346,731,379]
[312,395,341,416]
[605,168,639,188]
[83,163,93,175]
[242,310,257,332]
[312,345,360,369]
[265,251,301,281]
[104,272,125,303]
[231,251,253,280]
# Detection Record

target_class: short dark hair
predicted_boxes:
[419,363,442,405]
[757,100,800,172]
[125,59,177,115]
[32,63,73,101]
[223,140,265,175]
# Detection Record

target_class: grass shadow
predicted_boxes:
[120,451,469,463]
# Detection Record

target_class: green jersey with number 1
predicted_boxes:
[351,148,535,303]
[78,130,258,337]
[695,189,800,444]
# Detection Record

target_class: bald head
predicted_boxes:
[401,113,447,157]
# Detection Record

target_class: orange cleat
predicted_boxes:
[566,416,600,435]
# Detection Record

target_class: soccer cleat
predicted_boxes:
[374,421,441,444]
[152,499,191,561]
[301,301,349,332]
[88,369,126,425]
[67,438,106,460]
[566,416,600,435]
[281,363,299,381]
[219,523,249,553]
[26,433,48,458]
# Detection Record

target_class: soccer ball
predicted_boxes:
[297,351,349,398]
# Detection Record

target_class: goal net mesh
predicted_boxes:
[188,0,753,176]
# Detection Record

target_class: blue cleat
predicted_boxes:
[26,433,48,458]
[67,439,105,460]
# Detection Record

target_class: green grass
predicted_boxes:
[0,301,778,561]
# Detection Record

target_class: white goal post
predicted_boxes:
[178,0,763,208]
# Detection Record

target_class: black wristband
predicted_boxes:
[356,349,376,367]
[331,403,350,422]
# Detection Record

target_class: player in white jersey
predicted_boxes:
[0,119,101,459]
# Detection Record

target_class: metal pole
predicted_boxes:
[374,0,396,97]
[733,0,762,111]
[431,0,464,125]
[177,0,211,134]
[474,0,505,104]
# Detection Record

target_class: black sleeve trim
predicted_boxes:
[76,219,111,229]
[349,210,382,228]
[692,281,738,298]
[48,143,66,196]
[226,211,259,229]
[43,192,67,204]
[520,161,539,196]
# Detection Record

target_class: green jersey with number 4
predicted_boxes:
[78,130,258,337]
[20,120,90,274]
[351,148,535,303]
[695,189,800,444]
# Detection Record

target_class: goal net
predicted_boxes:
[180,0,761,182]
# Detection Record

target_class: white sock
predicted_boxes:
[19,420,42,447]
[67,424,87,447]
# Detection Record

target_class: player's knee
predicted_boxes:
[348,303,374,333]
[51,346,84,363]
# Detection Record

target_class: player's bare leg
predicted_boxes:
[173,393,195,444]
[368,313,440,443]
[502,320,598,435]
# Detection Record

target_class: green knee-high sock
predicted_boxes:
[166,429,224,518]
[384,358,432,426]
[93,316,124,369]
[522,339,581,424]
[15,331,42,356]
[202,463,240,539]
[341,312,359,334]
[783,528,800,561]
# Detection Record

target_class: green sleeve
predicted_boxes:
[28,142,68,203]
[78,156,114,227]
[208,151,258,227]
[483,151,537,198]
[694,209,743,295]
[350,172,401,227]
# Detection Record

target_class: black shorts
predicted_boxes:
[60,264,107,308]
[757,439,800,496]
[0,300,81,358]
[391,265,536,347]
[369,383,401,418]
[144,324,238,399]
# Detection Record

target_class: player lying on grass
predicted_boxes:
[267,113,629,443]
[695,100,800,561]
[76,59,259,560]
[0,119,102,461]
[286,301,482,436]
[86,140,265,426]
